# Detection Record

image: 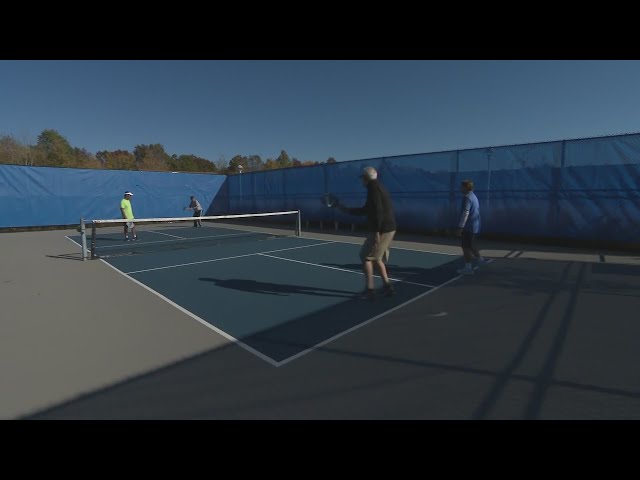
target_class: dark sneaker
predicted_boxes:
[383,283,395,297]
[359,288,376,301]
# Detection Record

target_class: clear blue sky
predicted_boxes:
[1,60,639,163]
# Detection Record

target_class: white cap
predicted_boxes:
[124,191,134,196]
[360,166,378,180]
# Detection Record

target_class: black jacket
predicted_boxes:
[345,179,396,233]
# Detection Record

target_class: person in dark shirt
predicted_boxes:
[339,166,397,300]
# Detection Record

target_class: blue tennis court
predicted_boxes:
[70,222,465,366]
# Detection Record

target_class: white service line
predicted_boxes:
[275,274,464,367]
[258,253,436,288]
[99,259,280,367]
[300,233,460,256]
[125,241,337,274]
[100,231,257,250]
[146,230,185,239]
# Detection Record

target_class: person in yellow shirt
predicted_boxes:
[120,191,137,241]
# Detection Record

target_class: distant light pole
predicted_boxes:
[238,164,243,203]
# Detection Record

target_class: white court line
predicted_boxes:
[65,235,82,248]
[99,231,257,250]
[125,241,337,274]
[147,230,185,239]
[65,235,90,260]
[275,274,464,367]
[258,253,436,288]
[99,259,280,367]
[299,233,460,256]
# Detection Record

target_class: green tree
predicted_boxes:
[170,154,217,173]
[71,147,101,169]
[34,129,74,167]
[133,144,171,171]
[29,129,100,168]
[97,150,137,170]
[275,149,292,168]
[228,154,248,173]
[246,155,263,171]
[327,157,337,164]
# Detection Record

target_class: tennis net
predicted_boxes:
[80,210,301,259]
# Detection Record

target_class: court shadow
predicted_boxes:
[199,277,354,298]
[324,259,465,285]
[46,253,85,261]
[21,257,640,420]
[591,262,640,277]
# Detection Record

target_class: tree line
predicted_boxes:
[0,129,337,174]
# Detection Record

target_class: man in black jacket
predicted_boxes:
[339,166,396,299]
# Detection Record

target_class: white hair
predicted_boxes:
[362,166,378,180]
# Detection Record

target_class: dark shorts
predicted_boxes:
[461,231,476,250]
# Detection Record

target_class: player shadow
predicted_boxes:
[323,260,465,285]
[199,277,355,298]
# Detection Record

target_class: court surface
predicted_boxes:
[71,222,466,366]
[2,225,639,419]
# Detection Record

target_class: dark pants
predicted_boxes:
[193,209,202,227]
[461,231,482,263]
[461,231,476,250]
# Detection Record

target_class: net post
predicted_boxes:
[80,218,87,260]
[296,210,302,236]
[90,224,97,259]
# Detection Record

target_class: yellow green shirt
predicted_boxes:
[120,198,134,219]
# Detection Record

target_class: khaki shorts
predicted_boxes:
[360,230,395,262]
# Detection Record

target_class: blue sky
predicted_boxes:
[1,60,639,162]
